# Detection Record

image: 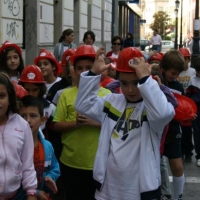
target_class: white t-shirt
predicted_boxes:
[95,102,142,200]
[111,52,119,58]
[177,67,196,93]
[45,77,61,91]
[150,34,162,45]
[52,86,72,105]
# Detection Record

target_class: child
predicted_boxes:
[34,49,63,102]
[0,72,37,200]
[160,50,185,200]
[53,45,111,200]
[18,65,61,158]
[0,41,24,82]
[177,48,196,93]
[148,52,163,65]
[186,56,200,166]
[52,48,77,105]
[75,47,175,200]
[18,95,60,200]
[177,47,196,163]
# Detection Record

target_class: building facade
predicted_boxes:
[140,0,198,44]
[0,0,142,64]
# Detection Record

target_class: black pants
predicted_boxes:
[60,162,96,200]
[192,117,200,159]
[181,125,193,156]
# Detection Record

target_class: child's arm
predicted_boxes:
[21,123,37,196]
[75,48,111,122]
[130,58,175,134]
[44,142,60,187]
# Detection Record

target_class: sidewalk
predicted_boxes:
[168,156,200,200]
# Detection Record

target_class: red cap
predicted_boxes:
[173,93,197,122]
[34,49,62,75]
[60,49,76,66]
[0,41,22,56]
[179,47,191,57]
[12,81,28,99]
[70,45,96,64]
[19,65,45,83]
[113,47,144,72]
[148,52,163,63]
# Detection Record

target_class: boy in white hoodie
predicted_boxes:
[75,47,175,200]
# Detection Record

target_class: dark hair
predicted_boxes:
[160,50,184,73]
[83,30,95,43]
[58,29,74,43]
[63,60,73,85]
[20,95,44,117]
[0,47,24,75]
[112,35,123,45]
[154,29,158,33]
[193,56,200,72]
[74,56,95,69]
[20,82,47,98]
[111,36,123,50]
[0,72,18,113]
[126,32,133,39]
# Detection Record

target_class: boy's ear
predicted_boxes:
[40,116,47,125]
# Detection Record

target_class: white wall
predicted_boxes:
[0,0,23,45]
[39,1,54,44]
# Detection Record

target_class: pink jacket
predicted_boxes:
[0,112,37,197]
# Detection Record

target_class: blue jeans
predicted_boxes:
[152,45,161,52]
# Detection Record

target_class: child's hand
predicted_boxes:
[129,57,151,80]
[44,177,58,194]
[91,47,110,75]
[76,114,100,127]
[152,75,162,85]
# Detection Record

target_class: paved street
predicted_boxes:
[168,155,200,200]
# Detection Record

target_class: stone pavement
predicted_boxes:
[167,155,200,200]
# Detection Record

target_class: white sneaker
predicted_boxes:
[196,159,200,167]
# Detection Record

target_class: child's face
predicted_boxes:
[84,34,94,45]
[19,106,44,136]
[6,50,20,72]
[119,72,142,102]
[37,59,55,79]
[74,59,93,83]
[164,68,180,82]
[23,83,40,98]
[65,33,74,43]
[0,84,9,122]
[112,39,122,51]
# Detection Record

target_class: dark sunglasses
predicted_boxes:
[113,43,121,46]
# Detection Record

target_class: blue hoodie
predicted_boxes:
[17,130,60,199]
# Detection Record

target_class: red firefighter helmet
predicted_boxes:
[173,93,197,123]
[19,65,45,83]
[34,49,62,75]
[12,81,28,99]
[113,47,144,72]
[178,47,191,57]
[70,45,96,64]
[60,49,76,66]
[148,52,163,63]
[0,40,22,56]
